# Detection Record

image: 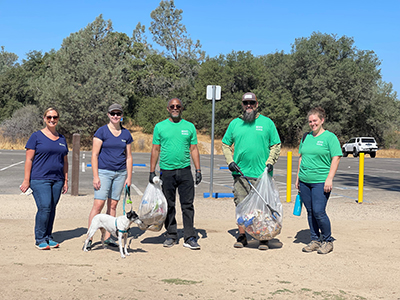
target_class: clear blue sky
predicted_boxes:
[1,0,399,94]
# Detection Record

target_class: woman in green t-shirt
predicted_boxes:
[295,107,342,255]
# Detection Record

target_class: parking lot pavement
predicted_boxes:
[1,151,399,203]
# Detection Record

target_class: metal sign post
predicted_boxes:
[206,85,221,197]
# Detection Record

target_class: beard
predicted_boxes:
[242,109,257,122]
[169,111,182,121]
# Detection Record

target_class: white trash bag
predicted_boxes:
[236,169,283,240]
[138,177,167,232]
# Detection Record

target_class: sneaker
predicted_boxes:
[35,242,50,250]
[47,240,59,248]
[163,238,177,248]
[302,240,322,253]
[234,234,248,248]
[258,240,269,250]
[85,240,93,251]
[183,237,200,250]
[104,238,118,247]
[317,241,333,254]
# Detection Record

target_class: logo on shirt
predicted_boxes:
[59,143,66,147]
[317,141,324,146]
[181,130,189,136]
[121,139,127,143]
[256,126,263,131]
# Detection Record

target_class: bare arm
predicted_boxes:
[295,155,302,190]
[20,149,35,193]
[92,137,103,190]
[125,143,133,187]
[190,144,201,170]
[150,144,160,173]
[324,156,341,192]
[62,155,69,194]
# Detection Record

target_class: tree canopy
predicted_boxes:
[1,1,399,148]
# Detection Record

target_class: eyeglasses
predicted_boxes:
[242,101,256,106]
[46,115,59,120]
[169,105,182,110]
[109,112,122,116]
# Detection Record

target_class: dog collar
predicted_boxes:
[115,219,128,236]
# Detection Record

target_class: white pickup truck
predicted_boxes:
[342,137,378,158]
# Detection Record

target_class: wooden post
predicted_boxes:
[71,133,80,196]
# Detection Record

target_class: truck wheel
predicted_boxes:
[370,152,376,158]
[342,148,348,157]
[353,148,358,157]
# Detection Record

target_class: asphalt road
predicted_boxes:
[1,150,399,201]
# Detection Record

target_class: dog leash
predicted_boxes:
[123,184,132,215]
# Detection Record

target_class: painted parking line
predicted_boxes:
[130,183,143,196]
[0,161,24,171]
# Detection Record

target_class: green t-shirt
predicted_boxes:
[152,118,198,170]
[298,130,342,183]
[222,115,281,178]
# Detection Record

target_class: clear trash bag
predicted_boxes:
[235,169,283,240]
[138,180,167,232]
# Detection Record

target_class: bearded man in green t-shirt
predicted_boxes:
[149,98,202,250]
[222,92,281,250]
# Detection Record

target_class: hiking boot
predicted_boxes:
[163,238,177,248]
[35,242,50,250]
[47,240,59,248]
[258,240,269,250]
[302,241,321,253]
[234,234,248,248]
[317,241,333,254]
[183,237,201,250]
[104,238,118,247]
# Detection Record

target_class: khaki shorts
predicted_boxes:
[233,177,259,206]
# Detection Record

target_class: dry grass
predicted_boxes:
[1,125,400,158]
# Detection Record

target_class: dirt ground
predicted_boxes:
[0,189,400,300]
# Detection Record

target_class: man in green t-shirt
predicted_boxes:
[222,92,281,250]
[149,98,202,250]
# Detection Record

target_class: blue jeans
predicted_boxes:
[299,181,333,242]
[30,180,63,244]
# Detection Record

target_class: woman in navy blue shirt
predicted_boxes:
[20,107,69,250]
[85,103,133,250]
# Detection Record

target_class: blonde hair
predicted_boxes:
[43,107,60,118]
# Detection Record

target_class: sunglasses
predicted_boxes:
[109,112,122,116]
[242,101,257,106]
[46,115,59,120]
[169,105,182,110]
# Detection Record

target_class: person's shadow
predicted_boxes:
[53,227,87,243]
[227,228,283,250]
[293,229,311,245]
[138,227,207,245]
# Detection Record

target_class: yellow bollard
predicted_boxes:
[358,153,364,203]
[287,151,292,202]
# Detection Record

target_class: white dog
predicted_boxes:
[83,210,141,258]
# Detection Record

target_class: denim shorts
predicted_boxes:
[94,169,127,201]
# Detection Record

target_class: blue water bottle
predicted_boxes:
[293,192,302,216]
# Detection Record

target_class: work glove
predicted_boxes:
[228,162,241,173]
[266,163,273,173]
[149,172,157,184]
[195,170,202,185]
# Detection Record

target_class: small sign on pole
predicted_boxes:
[207,85,221,100]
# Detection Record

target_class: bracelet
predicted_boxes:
[195,169,201,172]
